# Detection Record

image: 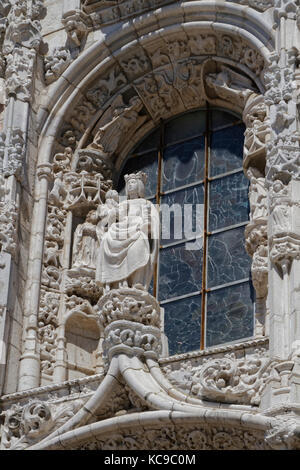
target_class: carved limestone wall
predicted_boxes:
[7,0,300,452]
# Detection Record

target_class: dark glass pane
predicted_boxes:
[149,277,154,296]
[161,185,204,245]
[206,282,254,347]
[209,172,249,231]
[211,109,240,130]
[207,226,251,288]
[118,151,158,198]
[133,128,160,154]
[164,295,202,355]
[159,241,203,301]
[165,110,206,145]
[162,137,205,191]
[209,124,245,177]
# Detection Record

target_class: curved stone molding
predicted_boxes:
[0,373,104,404]
[28,410,275,450]
[75,423,270,450]
[82,0,275,29]
[36,3,273,170]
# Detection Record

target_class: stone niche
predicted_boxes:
[65,313,101,380]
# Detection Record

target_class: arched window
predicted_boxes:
[118,108,254,356]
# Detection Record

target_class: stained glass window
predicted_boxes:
[118,107,254,356]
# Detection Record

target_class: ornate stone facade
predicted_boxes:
[1,0,300,452]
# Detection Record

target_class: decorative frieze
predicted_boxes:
[82,0,274,29]
[162,347,271,406]
[86,67,127,109]
[75,423,270,450]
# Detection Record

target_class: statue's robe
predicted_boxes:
[97,198,159,287]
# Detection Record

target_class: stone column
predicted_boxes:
[0,1,46,393]
[243,94,270,337]
[18,164,52,390]
[261,1,300,408]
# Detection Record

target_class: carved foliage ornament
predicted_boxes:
[38,290,60,377]
[0,128,26,178]
[164,348,271,406]
[44,47,72,85]
[5,48,36,102]
[98,287,160,329]
[3,0,46,54]
[104,320,162,361]
[0,399,84,450]
[264,50,300,186]
[0,174,18,264]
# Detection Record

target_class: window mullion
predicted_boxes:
[200,104,210,350]
[154,119,164,299]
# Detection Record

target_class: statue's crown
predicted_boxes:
[124,171,147,185]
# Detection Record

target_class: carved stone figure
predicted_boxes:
[44,47,72,85]
[205,65,256,107]
[90,96,146,156]
[243,101,269,160]
[270,180,291,234]
[96,189,119,240]
[72,210,99,270]
[96,172,159,290]
[247,167,267,221]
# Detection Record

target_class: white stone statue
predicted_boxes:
[96,189,119,241]
[72,210,99,270]
[96,172,160,291]
[247,167,267,221]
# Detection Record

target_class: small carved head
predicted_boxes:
[247,166,263,180]
[124,172,147,199]
[105,189,119,203]
[86,210,98,223]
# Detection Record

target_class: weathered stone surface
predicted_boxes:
[2,0,300,452]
